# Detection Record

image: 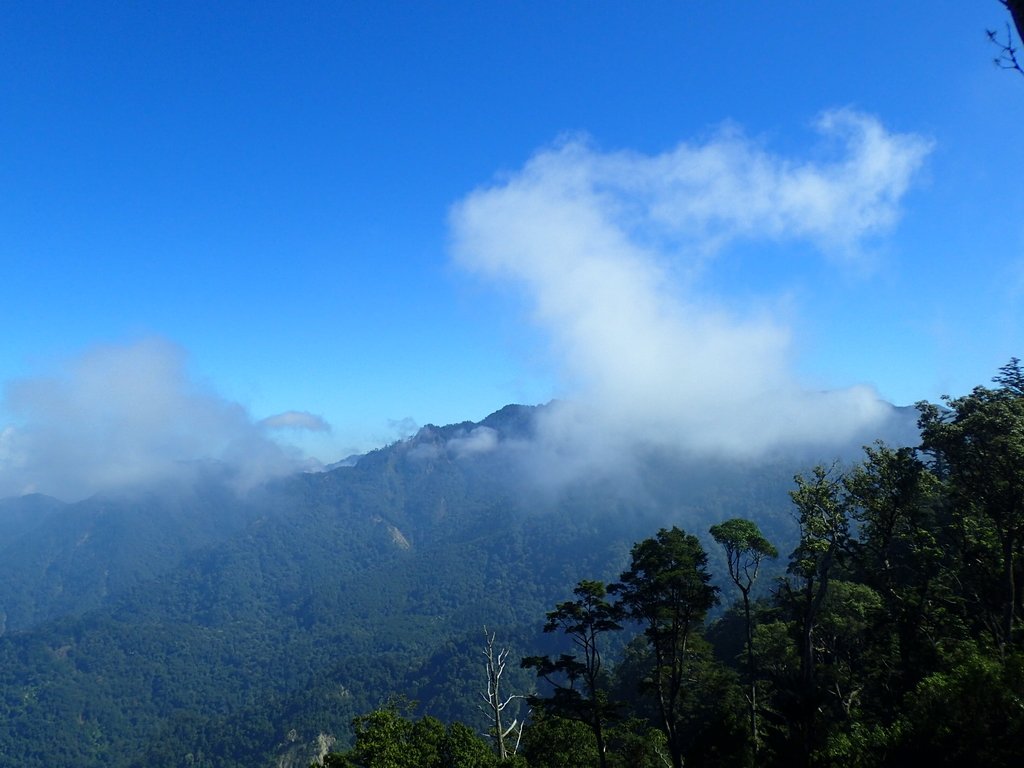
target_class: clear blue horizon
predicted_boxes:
[3,1,1024,499]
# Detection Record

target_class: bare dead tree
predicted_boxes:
[989,1,1024,77]
[480,628,525,760]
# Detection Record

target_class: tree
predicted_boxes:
[323,702,499,768]
[324,703,416,768]
[709,518,777,755]
[892,643,1024,766]
[783,465,850,690]
[918,358,1024,652]
[813,580,884,722]
[480,628,525,760]
[522,579,623,768]
[775,465,850,766]
[442,721,506,768]
[612,527,718,768]
[843,442,954,699]
[518,710,600,768]
[844,444,937,589]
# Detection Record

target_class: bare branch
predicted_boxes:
[990,0,1024,77]
[988,23,1024,76]
[481,627,524,760]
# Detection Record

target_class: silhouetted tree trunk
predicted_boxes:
[709,518,777,757]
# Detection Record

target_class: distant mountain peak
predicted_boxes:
[426,403,543,440]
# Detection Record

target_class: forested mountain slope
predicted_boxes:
[0,401,918,767]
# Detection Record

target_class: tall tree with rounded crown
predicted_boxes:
[612,526,718,768]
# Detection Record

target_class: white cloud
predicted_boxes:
[449,110,931,471]
[259,410,331,432]
[447,426,499,458]
[0,338,319,501]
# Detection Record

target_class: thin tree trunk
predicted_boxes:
[742,588,758,755]
[1003,533,1016,652]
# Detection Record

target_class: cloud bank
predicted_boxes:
[0,338,324,501]
[450,110,932,468]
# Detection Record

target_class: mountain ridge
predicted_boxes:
[0,398,921,767]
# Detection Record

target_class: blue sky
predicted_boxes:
[3,1,1024,499]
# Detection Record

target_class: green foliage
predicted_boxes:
[892,645,1024,766]
[615,527,719,645]
[522,580,623,767]
[602,719,671,768]
[613,527,719,768]
[518,711,600,767]
[709,519,778,584]
[523,584,621,706]
[325,703,498,768]
[918,359,1024,650]
[786,465,849,587]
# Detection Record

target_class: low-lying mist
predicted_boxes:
[0,338,325,502]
